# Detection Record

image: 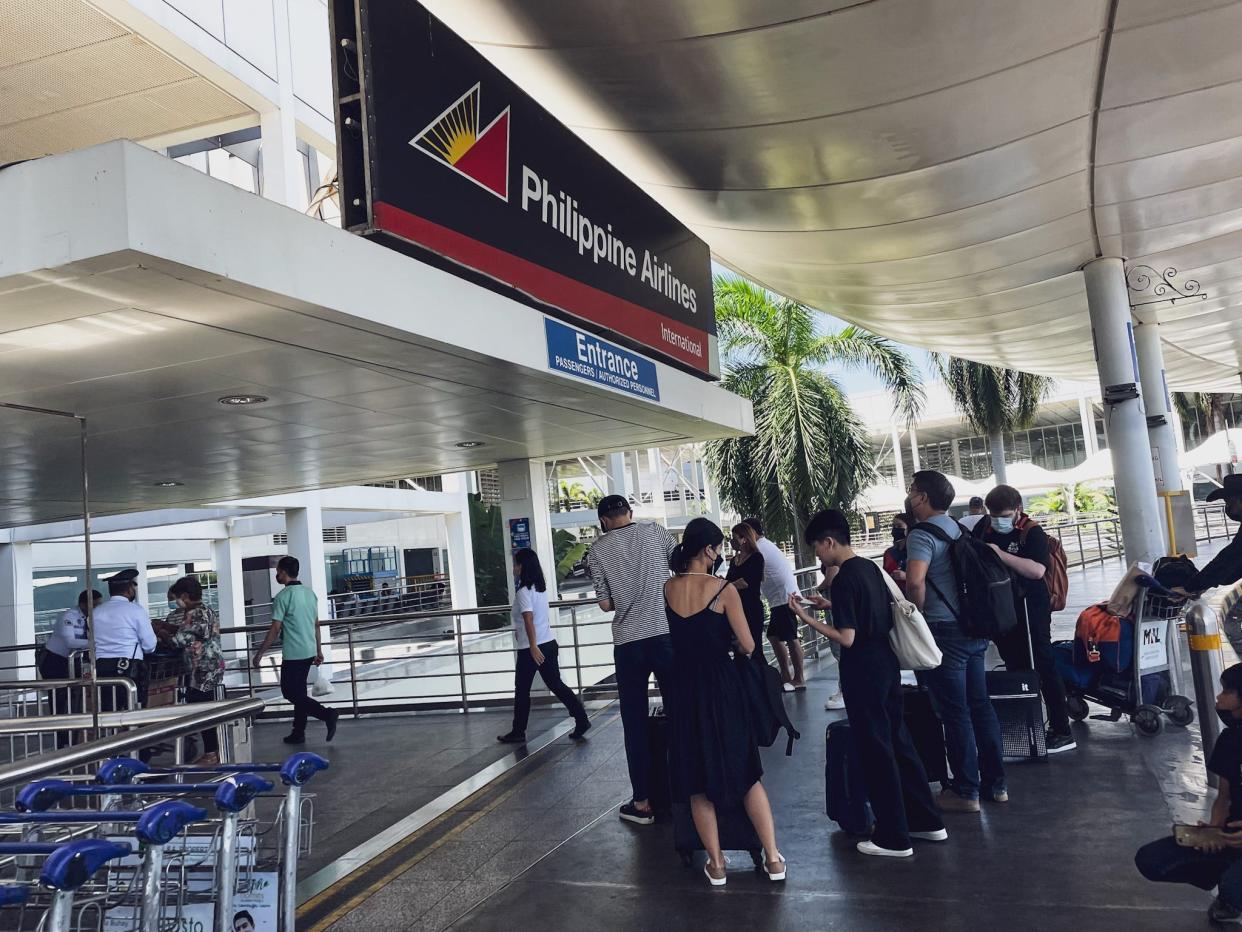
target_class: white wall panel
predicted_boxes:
[222,0,277,79]
[161,0,224,40]
[290,0,331,119]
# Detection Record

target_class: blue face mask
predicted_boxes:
[992,516,1015,534]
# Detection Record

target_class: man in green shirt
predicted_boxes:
[253,556,339,745]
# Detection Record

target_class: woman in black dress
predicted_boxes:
[665,518,785,887]
[726,522,766,666]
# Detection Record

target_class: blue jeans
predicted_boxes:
[923,623,1006,800]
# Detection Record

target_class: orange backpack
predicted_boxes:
[1074,603,1124,666]
[1017,516,1068,612]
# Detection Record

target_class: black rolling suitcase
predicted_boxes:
[986,668,1047,760]
[672,802,764,868]
[647,707,672,814]
[901,685,948,783]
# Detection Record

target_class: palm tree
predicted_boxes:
[932,355,1054,484]
[705,276,923,562]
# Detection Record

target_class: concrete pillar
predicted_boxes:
[891,423,906,490]
[0,543,34,681]
[951,438,963,477]
[909,424,921,472]
[1083,257,1165,564]
[496,460,558,604]
[607,453,630,499]
[285,496,334,682]
[212,536,247,681]
[1133,319,1183,492]
[259,0,309,210]
[440,473,479,623]
[1079,395,1098,456]
[133,553,148,612]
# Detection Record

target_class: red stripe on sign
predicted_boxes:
[372,201,710,373]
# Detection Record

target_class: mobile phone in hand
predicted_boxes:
[1174,824,1223,847]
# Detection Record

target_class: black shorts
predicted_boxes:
[767,605,799,642]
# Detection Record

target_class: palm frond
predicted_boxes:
[813,327,925,423]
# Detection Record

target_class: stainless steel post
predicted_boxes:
[569,606,582,694]
[279,784,302,932]
[456,614,468,713]
[1095,521,1103,563]
[47,890,74,932]
[217,811,239,932]
[139,843,165,932]
[1075,523,1084,566]
[80,416,99,738]
[346,623,359,719]
[1188,604,1225,788]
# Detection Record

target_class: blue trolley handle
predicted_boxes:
[40,839,132,891]
[19,776,273,813]
[98,752,329,787]
[0,885,27,906]
[0,800,208,845]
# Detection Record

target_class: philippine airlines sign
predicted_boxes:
[329,1,716,377]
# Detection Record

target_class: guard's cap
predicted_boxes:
[596,495,631,518]
[106,568,139,584]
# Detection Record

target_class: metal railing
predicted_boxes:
[9,502,1236,729]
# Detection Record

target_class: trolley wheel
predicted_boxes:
[1165,696,1195,728]
[678,850,693,868]
[1067,696,1090,722]
[749,849,764,869]
[1133,704,1165,737]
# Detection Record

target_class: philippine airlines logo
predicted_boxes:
[410,82,510,201]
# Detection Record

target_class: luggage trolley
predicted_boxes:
[1064,575,1196,736]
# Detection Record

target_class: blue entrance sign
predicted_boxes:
[545,318,660,401]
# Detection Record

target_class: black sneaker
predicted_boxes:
[619,801,655,825]
[569,719,591,741]
[283,734,306,746]
[497,731,526,744]
[1209,895,1242,924]
[325,709,340,743]
[1046,730,1077,754]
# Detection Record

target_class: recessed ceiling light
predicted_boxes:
[154,481,182,488]
[455,440,485,449]
[218,394,269,406]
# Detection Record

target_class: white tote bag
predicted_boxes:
[879,568,942,671]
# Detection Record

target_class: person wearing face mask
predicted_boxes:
[882,514,911,594]
[91,568,157,710]
[1136,662,1242,924]
[664,518,785,886]
[588,495,678,826]
[974,485,1075,755]
[1176,475,1242,599]
[159,576,225,764]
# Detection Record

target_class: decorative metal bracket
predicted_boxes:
[1126,265,1207,308]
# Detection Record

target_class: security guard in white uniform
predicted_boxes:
[92,569,156,710]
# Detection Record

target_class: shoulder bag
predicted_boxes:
[878,567,942,671]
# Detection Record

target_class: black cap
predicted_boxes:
[106,568,139,584]
[969,496,984,507]
[597,495,631,518]
[1206,475,1242,502]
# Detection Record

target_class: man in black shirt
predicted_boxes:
[788,509,944,858]
[975,485,1075,754]
[1136,662,1242,924]
[1178,475,1242,597]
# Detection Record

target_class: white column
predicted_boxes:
[260,0,309,210]
[1079,395,1099,456]
[440,473,479,622]
[1083,258,1165,564]
[212,536,247,683]
[133,553,149,612]
[951,438,963,477]
[890,423,906,490]
[607,452,630,499]
[1133,319,1183,492]
[285,496,334,680]
[909,424,921,472]
[496,460,558,603]
[0,543,34,681]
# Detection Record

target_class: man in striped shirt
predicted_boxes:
[589,495,677,825]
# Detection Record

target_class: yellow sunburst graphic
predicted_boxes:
[416,84,480,165]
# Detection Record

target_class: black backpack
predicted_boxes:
[914,520,1018,641]
[736,655,801,755]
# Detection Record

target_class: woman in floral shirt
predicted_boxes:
[164,575,226,764]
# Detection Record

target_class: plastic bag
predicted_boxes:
[311,664,335,697]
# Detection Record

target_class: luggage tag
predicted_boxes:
[1086,640,1100,663]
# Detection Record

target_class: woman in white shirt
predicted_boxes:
[497,549,591,744]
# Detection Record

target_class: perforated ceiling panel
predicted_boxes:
[0,0,252,164]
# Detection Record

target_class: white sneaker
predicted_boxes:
[857,840,913,858]
[824,691,846,710]
[910,829,949,842]
[782,682,796,693]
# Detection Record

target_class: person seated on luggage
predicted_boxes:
[665,518,785,886]
[1176,475,1242,599]
[975,485,1076,755]
[882,514,911,594]
[788,509,946,858]
[1136,662,1242,924]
